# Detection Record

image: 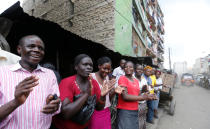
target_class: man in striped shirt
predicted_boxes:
[0,35,61,129]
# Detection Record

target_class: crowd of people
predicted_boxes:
[0,35,164,129]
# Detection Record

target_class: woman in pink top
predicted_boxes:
[88,56,116,129]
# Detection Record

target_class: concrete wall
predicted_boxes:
[22,0,115,50]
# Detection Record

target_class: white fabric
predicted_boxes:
[91,73,111,108]
[0,50,20,66]
[112,66,125,80]
[138,78,148,103]
[112,66,125,87]
[154,78,163,90]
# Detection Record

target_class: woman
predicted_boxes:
[88,56,115,129]
[116,61,153,129]
[135,64,148,129]
[53,54,111,129]
[154,70,163,118]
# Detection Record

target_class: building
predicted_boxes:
[173,61,188,76]
[22,0,165,67]
[193,55,210,74]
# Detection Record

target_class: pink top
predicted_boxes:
[0,63,60,129]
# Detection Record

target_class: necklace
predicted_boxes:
[75,80,82,92]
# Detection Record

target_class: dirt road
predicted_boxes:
[157,85,210,129]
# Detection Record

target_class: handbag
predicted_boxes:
[71,80,97,125]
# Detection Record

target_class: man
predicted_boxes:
[0,35,61,129]
[112,59,126,80]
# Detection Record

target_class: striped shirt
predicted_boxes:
[0,63,60,129]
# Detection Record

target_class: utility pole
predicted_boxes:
[169,47,172,71]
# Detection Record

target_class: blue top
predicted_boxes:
[142,74,152,85]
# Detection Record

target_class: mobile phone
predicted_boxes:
[52,94,58,100]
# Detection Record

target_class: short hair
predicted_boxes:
[120,59,126,63]
[18,35,42,46]
[74,54,91,67]
[97,56,112,66]
[135,64,143,70]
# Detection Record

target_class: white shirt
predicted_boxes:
[154,78,163,90]
[112,66,125,80]
[0,50,20,66]
[112,66,125,87]
[138,77,148,103]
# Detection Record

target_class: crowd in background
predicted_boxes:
[0,35,164,129]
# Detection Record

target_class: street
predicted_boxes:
[157,84,210,129]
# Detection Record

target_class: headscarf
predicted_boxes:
[144,65,152,70]
[155,70,161,74]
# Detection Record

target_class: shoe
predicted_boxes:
[154,115,159,119]
[147,120,154,124]
[154,109,159,118]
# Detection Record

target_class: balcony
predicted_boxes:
[157,53,164,62]
[146,45,156,58]
[133,0,150,32]
[157,34,164,43]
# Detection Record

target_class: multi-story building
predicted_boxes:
[22,0,165,67]
[193,55,210,74]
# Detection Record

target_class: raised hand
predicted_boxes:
[101,80,114,97]
[14,75,39,105]
[108,79,116,88]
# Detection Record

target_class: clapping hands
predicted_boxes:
[115,85,125,94]
[101,80,115,97]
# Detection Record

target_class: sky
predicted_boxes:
[0,0,210,69]
[159,0,210,69]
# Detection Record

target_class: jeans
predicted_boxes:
[154,91,160,110]
[146,100,154,122]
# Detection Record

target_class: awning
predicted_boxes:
[1,2,158,77]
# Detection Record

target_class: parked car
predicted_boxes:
[181,73,195,86]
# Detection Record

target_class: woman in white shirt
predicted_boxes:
[135,64,148,129]
[154,70,163,118]
[89,56,116,129]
